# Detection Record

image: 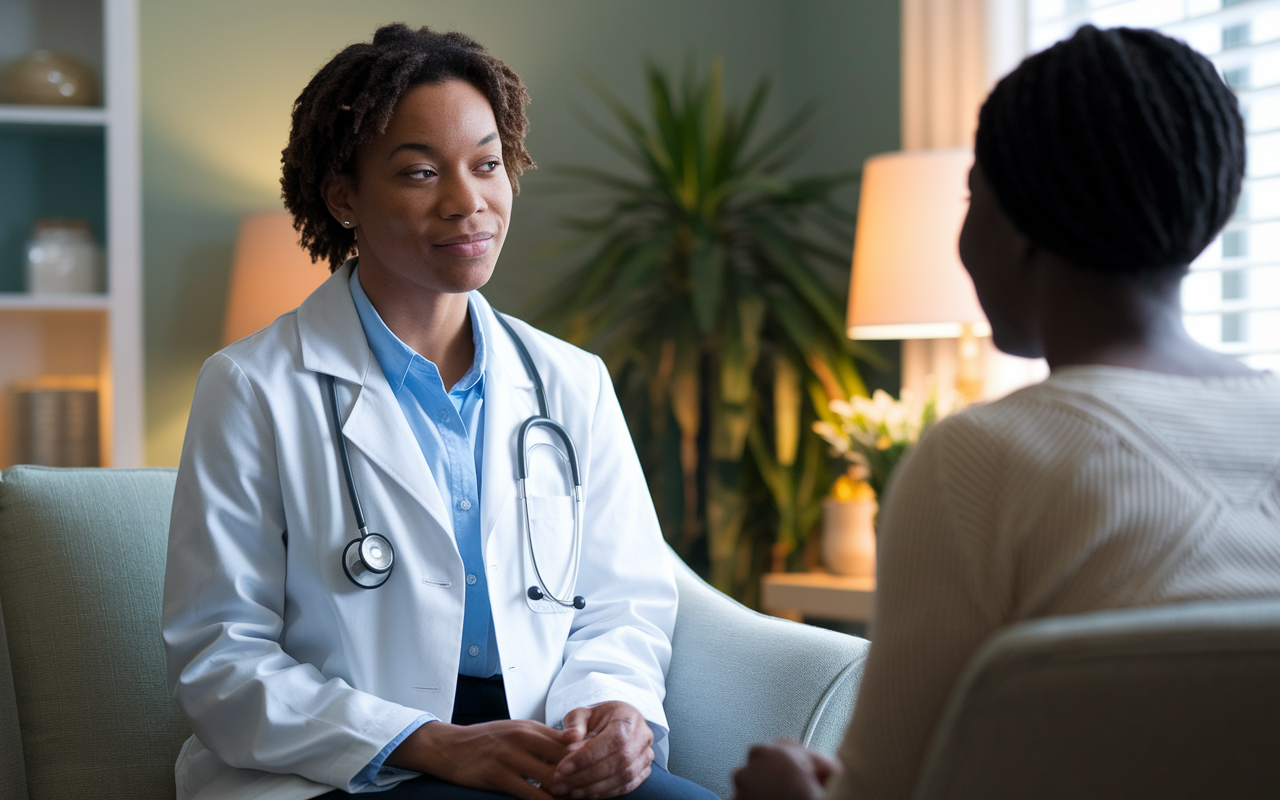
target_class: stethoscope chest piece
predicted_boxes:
[343,531,395,589]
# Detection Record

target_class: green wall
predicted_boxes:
[140,0,901,465]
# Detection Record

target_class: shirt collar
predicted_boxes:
[348,263,487,394]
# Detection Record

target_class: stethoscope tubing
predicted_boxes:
[327,310,586,608]
[495,314,587,610]
[326,373,368,536]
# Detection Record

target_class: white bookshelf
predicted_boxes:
[0,0,142,467]
[0,105,107,125]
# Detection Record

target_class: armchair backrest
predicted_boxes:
[913,600,1280,800]
[0,466,190,800]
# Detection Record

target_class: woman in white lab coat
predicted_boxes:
[162,24,715,800]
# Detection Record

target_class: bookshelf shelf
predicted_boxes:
[0,0,141,468]
[0,105,107,127]
[0,293,111,311]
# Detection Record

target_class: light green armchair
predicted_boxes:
[913,600,1280,800]
[0,466,868,799]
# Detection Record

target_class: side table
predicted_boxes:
[761,572,875,627]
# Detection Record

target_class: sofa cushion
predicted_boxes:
[0,466,189,800]
[0,594,29,799]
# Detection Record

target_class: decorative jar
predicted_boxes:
[26,219,103,294]
[821,497,877,579]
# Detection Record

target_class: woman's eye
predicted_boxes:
[408,168,436,179]
[478,160,501,172]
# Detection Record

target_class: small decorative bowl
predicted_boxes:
[0,50,99,106]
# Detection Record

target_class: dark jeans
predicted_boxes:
[320,675,717,800]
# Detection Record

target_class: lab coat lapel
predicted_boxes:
[341,371,453,538]
[297,261,453,540]
[477,296,537,557]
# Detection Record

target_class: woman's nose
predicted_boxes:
[439,172,486,218]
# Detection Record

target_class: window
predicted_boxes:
[1223,268,1249,299]
[1223,22,1252,47]
[1028,0,1280,371]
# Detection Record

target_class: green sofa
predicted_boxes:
[0,466,869,799]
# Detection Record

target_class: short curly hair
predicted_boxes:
[281,23,534,271]
[976,25,1244,276]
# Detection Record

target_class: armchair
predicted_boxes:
[914,599,1280,799]
[0,466,867,799]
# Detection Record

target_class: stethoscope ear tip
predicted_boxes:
[528,585,585,610]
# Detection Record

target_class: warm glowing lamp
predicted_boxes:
[223,211,330,346]
[847,148,994,399]
[848,148,988,340]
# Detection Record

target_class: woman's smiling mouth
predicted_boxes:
[434,232,493,258]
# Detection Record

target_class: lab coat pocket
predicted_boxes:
[523,494,577,614]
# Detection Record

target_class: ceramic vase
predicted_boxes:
[26,220,103,294]
[821,497,877,578]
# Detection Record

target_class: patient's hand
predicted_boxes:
[387,718,573,800]
[549,701,654,798]
[731,739,841,800]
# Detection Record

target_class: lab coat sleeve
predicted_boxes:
[543,356,677,752]
[162,353,427,792]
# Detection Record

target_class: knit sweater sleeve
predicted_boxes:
[823,412,1012,800]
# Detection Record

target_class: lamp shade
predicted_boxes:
[847,148,988,340]
[223,211,330,346]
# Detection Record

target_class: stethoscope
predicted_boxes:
[326,314,587,611]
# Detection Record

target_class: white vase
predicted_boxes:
[822,498,877,578]
[26,220,103,294]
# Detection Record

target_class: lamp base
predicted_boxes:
[902,331,1048,403]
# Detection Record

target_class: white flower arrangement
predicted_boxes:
[813,386,961,500]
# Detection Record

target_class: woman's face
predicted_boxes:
[334,80,513,295]
[958,163,1043,358]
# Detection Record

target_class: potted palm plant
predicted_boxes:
[537,61,874,603]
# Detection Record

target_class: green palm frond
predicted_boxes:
[537,60,867,601]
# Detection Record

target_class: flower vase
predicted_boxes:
[821,498,877,578]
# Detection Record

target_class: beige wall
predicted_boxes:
[140,0,901,465]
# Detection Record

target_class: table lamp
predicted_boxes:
[848,148,992,400]
[223,211,330,347]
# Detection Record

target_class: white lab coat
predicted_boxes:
[162,262,677,800]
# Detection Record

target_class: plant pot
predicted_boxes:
[821,498,877,578]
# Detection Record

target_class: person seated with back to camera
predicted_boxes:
[731,23,1280,800]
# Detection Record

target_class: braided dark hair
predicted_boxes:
[281,24,534,270]
[975,25,1245,276]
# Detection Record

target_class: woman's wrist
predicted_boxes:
[387,719,456,775]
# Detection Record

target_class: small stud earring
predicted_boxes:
[343,220,352,227]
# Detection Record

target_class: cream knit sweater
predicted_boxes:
[823,365,1280,800]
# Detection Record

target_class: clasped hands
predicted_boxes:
[388,700,653,800]
[729,739,841,800]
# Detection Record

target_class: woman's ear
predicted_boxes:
[1011,228,1038,277]
[321,172,359,230]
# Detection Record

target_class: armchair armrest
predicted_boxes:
[663,549,869,797]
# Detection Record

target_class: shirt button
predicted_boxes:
[468,644,480,657]
[466,573,477,585]
[459,499,472,511]
[436,409,449,422]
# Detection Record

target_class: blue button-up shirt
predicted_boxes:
[348,266,499,788]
